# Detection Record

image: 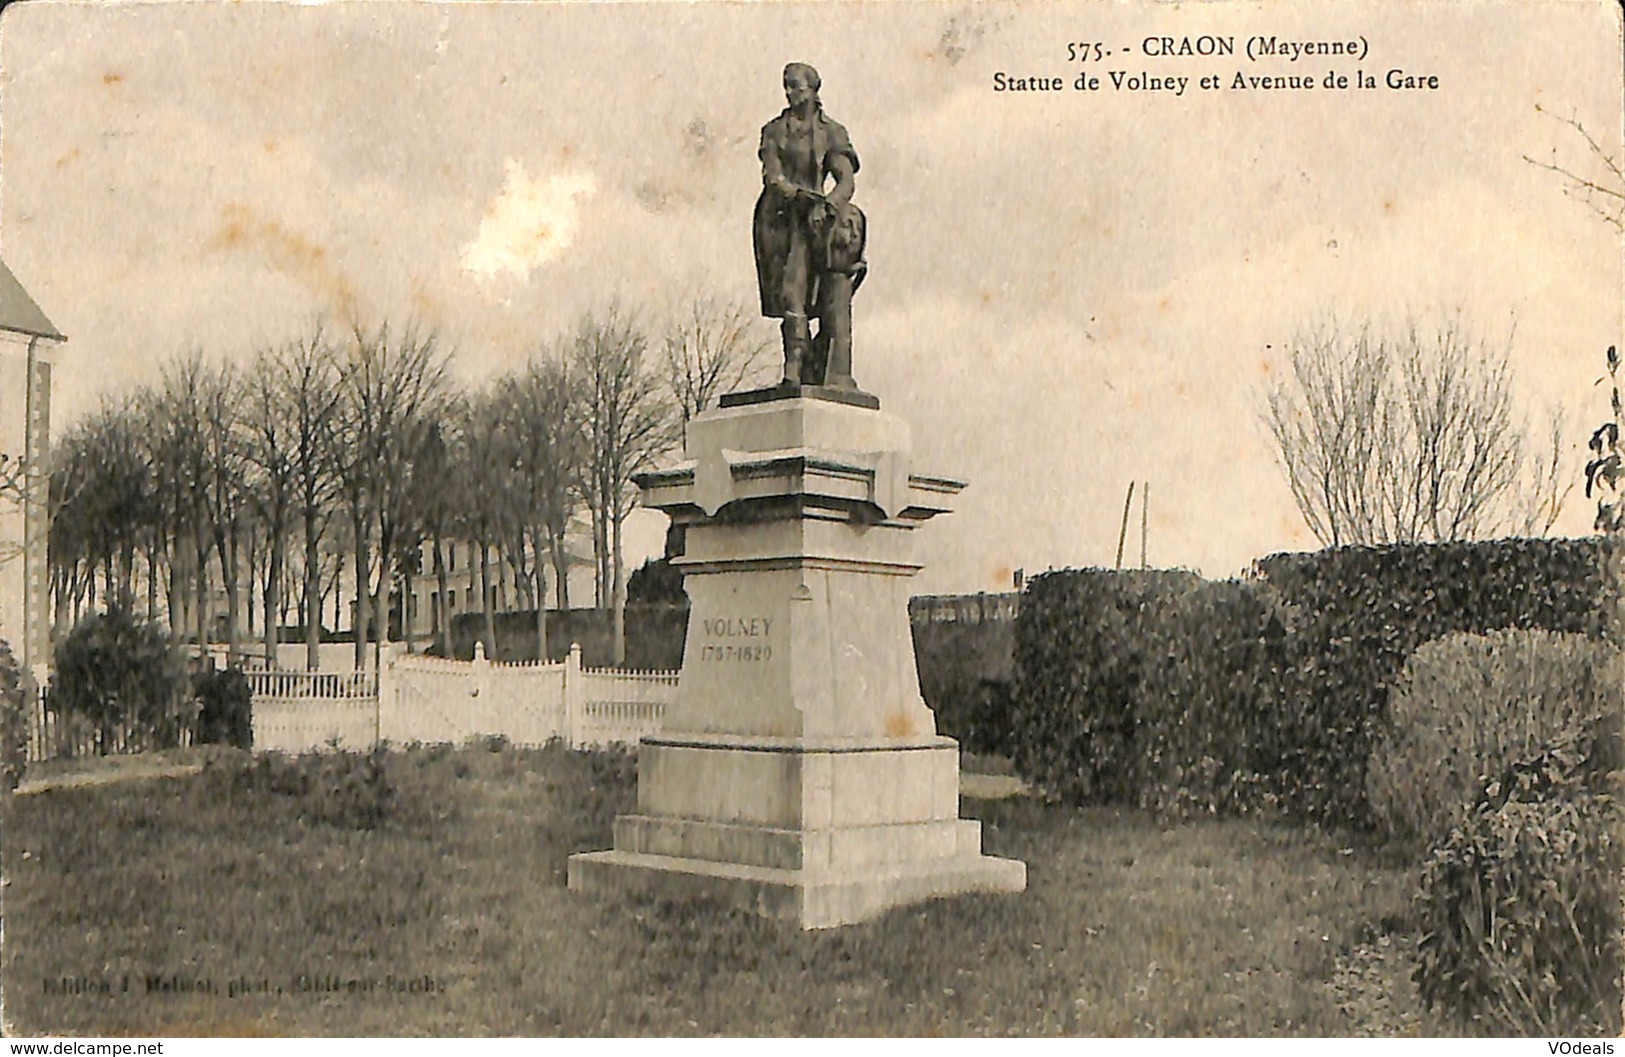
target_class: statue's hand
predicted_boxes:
[805,196,835,230]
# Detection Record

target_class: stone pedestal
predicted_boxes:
[567,390,1025,929]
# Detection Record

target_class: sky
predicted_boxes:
[1,0,1620,594]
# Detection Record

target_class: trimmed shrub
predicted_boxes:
[912,596,1019,756]
[1368,629,1622,850]
[1135,581,1293,817]
[48,607,194,755]
[1256,537,1620,825]
[1010,568,1201,803]
[627,556,687,604]
[0,638,25,792]
[193,668,253,750]
[929,677,1017,758]
[1414,722,1622,1034]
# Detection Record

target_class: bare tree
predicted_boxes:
[395,416,454,655]
[571,303,681,665]
[661,294,775,424]
[269,331,345,670]
[333,322,451,667]
[149,355,224,653]
[454,383,513,659]
[43,400,151,612]
[412,406,461,656]
[1524,104,1624,232]
[243,337,320,668]
[1265,317,1567,546]
[494,354,584,661]
[196,361,251,667]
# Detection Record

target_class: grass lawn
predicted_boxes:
[1,744,1440,1036]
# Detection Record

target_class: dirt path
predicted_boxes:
[12,760,205,796]
[960,772,1029,799]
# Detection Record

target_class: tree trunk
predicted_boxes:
[611,506,626,667]
[532,524,548,662]
[375,519,395,651]
[222,529,241,670]
[167,541,183,635]
[246,529,258,644]
[432,534,450,655]
[145,546,158,624]
[304,519,322,671]
[549,524,570,613]
[590,483,609,609]
[403,560,416,654]
[281,556,294,631]
[332,551,344,646]
[120,542,135,607]
[509,530,533,611]
[353,511,370,670]
[479,538,496,659]
[194,532,211,654]
[265,533,284,669]
[53,565,68,637]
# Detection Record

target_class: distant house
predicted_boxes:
[0,259,64,689]
[201,517,601,670]
[399,515,600,644]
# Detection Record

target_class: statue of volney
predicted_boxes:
[753,62,868,390]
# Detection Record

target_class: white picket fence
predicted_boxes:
[247,669,381,755]
[246,643,678,754]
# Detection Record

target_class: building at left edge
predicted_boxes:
[0,258,64,694]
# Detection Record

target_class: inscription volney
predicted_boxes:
[698,616,773,661]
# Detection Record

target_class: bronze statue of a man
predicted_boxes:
[753,62,868,390]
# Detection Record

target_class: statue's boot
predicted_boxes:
[804,327,830,387]
[781,315,811,386]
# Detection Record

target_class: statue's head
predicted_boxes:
[783,63,822,108]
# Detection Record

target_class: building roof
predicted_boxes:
[0,258,63,342]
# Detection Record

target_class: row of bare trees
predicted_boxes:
[47,297,771,669]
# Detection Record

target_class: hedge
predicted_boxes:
[1009,538,1620,824]
[1010,568,1201,803]
[1256,537,1620,824]
[1135,580,1293,816]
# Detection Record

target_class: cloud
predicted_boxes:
[460,161,596,285]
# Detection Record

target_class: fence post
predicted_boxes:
[375,643,402,747]
[565,642,584,749]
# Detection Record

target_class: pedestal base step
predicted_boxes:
[612,814,985,871]
[567,848,1027,930]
